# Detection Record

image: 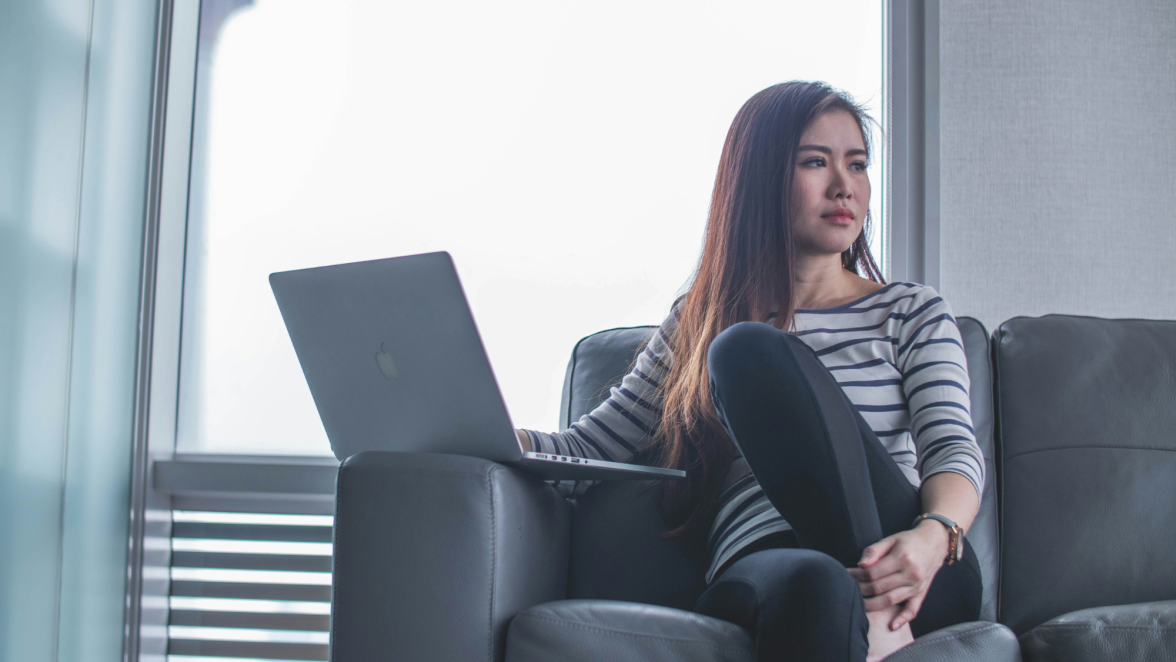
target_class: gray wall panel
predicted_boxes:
[0,1,93,658]
[0,0,158,659]
[939,0,1176,329]
[56,0,160,660]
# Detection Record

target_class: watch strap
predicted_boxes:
[911,512,965,564]
[911,512,958,531]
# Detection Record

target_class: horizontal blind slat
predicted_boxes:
[167,497,337,661]
[167,638,328,661]
[170,580,332,602]
[169,610,331,631]
[172,522,333,542]
[172,494,336,516]
[172,551,333,573]
[169,596,332,615]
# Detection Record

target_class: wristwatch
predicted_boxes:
[911,513,965,565]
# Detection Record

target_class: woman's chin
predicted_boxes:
[795,228,862,258]
[799,243,858,259]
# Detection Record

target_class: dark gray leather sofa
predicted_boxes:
[330,315,1176,661]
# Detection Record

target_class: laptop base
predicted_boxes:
[508,452,686,482]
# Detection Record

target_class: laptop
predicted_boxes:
[269,251,685,482]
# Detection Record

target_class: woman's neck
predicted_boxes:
[792,252,879,311]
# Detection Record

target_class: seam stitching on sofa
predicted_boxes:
[992,326,1006,625]
[1016,312,1176,326]
[895,622,1000,653]
[1004,445,1176,461]
[516,613,749,652]
[1033,623,1176,631]
[487,467,496,662]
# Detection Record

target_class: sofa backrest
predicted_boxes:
[560,318,1000,620]
[958,317,1000,622]
[558,325,659,431]
[993,315,1176,635]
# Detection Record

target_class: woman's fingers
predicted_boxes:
[857,535,897,567]
[848,553,903,584]
[891,593,926,630]
[855,571,907,598]
[851,528,944,615]
[862,583,917,611]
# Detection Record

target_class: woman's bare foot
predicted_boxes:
[865,603,915,661]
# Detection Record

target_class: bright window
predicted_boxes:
[177,0,884,455]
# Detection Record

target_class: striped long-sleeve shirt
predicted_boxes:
[523,282,985,583]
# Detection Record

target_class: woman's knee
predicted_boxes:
[772,549,858,600]
[707,321,787,387]
[703,549,869,661]
[723,548,860,608]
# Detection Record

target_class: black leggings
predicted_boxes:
[693,322,981,662]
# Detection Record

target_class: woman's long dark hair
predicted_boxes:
[657,81,884,541]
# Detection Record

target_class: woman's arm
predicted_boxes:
[898,288,985,507]
[847,287,984,629]
[514,305,680,495]
[850,470,980,631]
[519,319,673,463]
[916,470,979,548]
[516,429,532,453]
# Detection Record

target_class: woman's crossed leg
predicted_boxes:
[696,321,981,661]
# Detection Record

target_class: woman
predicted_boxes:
[517,81,984,661]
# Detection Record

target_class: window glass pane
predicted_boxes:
[178,0,884,455]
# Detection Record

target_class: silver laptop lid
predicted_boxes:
[269,251,522,463]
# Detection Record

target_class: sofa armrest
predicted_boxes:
[330,451,571,662]
[883,621,1021,662]
[1018,601,1176,662]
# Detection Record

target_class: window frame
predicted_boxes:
[884,0,941,287]
[125,2,927,660]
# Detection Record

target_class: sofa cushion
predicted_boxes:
[885,621,1022,662]
[993,316,1176,634]
[505,601,1022,662]
[505,599,754,662]
[1018,601,1176,662]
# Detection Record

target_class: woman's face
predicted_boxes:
[789,110,871,258]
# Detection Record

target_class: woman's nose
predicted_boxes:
[829,170,852,199]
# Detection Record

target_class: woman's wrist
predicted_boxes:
[913,518,952,561]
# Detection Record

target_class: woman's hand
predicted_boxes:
[846,520,951,631]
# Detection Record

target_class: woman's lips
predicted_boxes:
[822,208,855,225]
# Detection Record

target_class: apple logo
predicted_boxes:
[375,343,399,380]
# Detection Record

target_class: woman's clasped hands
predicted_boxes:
[847,520,953,631]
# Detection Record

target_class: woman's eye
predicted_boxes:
[850,160,868,171]
[802,157,826,167]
